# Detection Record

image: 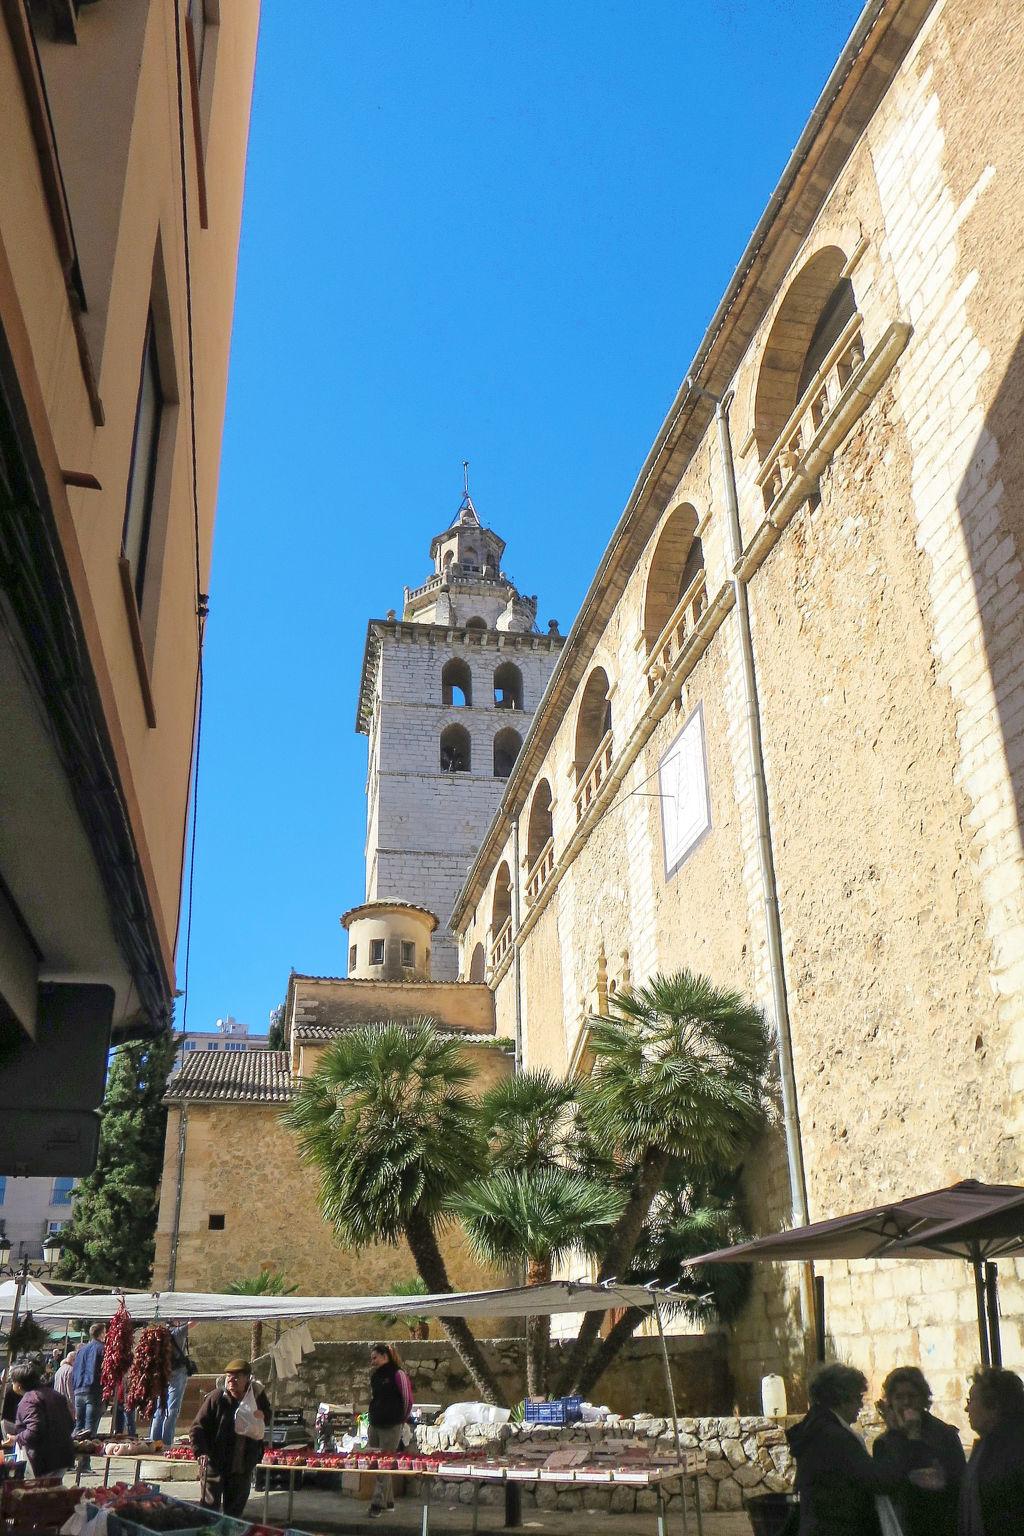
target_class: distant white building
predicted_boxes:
[0,1174,75,1260]
[171,1015,270,1074]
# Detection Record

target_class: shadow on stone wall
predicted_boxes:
[191,1333,730,1417]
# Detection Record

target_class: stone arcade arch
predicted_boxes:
[574,667,612,782]
[440,722,471,772]
[526,779,553,868]
[491,861,512,934]
[493,661,524,711]
[752,245,851,457]
[493,726,523,779]
[468,942,486,982]
[643,503,704,650]
[441,657,472,707]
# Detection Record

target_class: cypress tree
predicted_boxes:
[55,1033,177,1287]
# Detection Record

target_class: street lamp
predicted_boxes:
[0,1236,10,1268]
[41,1237,63,1269]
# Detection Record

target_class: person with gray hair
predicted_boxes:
[787,1363,943,1534]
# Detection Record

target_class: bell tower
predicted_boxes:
[356,475,563,980]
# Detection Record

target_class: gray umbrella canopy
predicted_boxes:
[687,1179,1024,1366]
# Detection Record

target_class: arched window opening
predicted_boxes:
[491,862,512,934]
[493,727,523,779]
[466,616,487,631]
[469,942,486,983]
[494,661,524,711]
[526,780,553,868]
[752,245,851,458]
[574,667,612,783]
[643,504,703,650]
[797,278,857,399]
[440,723,471,773]
[443,549,455,569]
[442,657,472,707]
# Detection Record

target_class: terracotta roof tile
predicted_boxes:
[165,1049,295,1104]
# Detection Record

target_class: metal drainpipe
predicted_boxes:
[511,815,524,1071]
[687,379,810,1231]
[167,1104,189,1288]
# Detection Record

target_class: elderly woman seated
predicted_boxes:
[960,1367,1024,1535]
[872,1365,965,1536]
[787,1362,943,1535]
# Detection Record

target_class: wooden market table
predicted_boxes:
[255,1456,707,1536]
[73,1451,170,1489]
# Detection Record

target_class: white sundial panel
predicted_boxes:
[659,704,711,877]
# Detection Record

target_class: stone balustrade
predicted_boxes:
[490,916,513,969]
[574,731,614,823]
[758,313,866,512]
[645,570,709,693]
[525,839,555,905]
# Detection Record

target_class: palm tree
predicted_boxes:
[283,1019,503,1402]
[455,1166,624,1396]
[572,1169,754,1399]
[225,1268,298,1363]
[478,1069,577,1172]
[375,1277,431,1341]
[553,971,770,1396]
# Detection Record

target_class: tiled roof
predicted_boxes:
[293,1023,497,1047]
[165,1050,295,1104]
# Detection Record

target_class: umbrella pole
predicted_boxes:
[653,1296,682,1464]
[972,1255,991,1367]
[984,1263,1001,1368]
[813,1274,826,1364]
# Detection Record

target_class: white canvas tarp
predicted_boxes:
[21,1280,677,1326]
[0,1278,56,1317]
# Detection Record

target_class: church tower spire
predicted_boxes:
[356,475,564,980]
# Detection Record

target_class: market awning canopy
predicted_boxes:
[684,1179,1024,1265]
[686,1178,1024,1369]
[21,1279,681,1326]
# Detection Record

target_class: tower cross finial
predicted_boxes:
[463,459,470,498]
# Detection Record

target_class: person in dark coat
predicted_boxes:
[366,1343,413,1518]
[960,1366,1024,1535]
[873,1365,965,1536]
[191,1358,270,1517]
[1,1363,75,1476]
[787,1362,942,1535]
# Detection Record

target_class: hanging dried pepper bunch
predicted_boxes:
[100,1299,134,1401]
[125,1324,173,1412]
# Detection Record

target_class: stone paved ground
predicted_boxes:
[72,1467,754,1536]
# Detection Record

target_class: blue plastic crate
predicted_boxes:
[524,1397,582,1426]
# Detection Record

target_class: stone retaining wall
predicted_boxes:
[262,1334,730,1419]
[410,1416,795,1517]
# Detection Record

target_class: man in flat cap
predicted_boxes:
[191,1359,271,1516]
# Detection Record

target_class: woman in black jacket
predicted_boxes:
[960,1367,1024,1535]
[873,1365,965,1536]
[787,1363,941,1535]
[366,1343,412,1519]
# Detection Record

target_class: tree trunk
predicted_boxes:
[525,1257,551,1400]
[551,1147,667,1397]
[251,1319,262,1365]
[404,1209,506,1405]
[572,1305,646,1400]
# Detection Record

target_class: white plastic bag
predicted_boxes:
[234,1384,266,1441]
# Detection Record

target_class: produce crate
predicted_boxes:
[523,1397,582,1426]
[4,1480,88,1536]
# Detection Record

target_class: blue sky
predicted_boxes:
[179,0,864,1034]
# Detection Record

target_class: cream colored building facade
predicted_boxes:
[452,0,1024,1417]
[0,1,258,1170]
[154,902,513,1330]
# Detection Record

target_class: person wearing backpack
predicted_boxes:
[366,1343,414,1518]
[151,1320,195,1446]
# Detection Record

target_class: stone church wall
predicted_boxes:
[455,0,1024,1430]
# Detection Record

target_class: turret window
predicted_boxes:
[370,939,385,965]
[401,941,415,968]
[349,945,357,970]
[441,723,471,772]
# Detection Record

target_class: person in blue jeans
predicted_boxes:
[71,1322,106,1435]
[150,1322,192,1446]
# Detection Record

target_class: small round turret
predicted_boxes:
[341,900,438,981]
